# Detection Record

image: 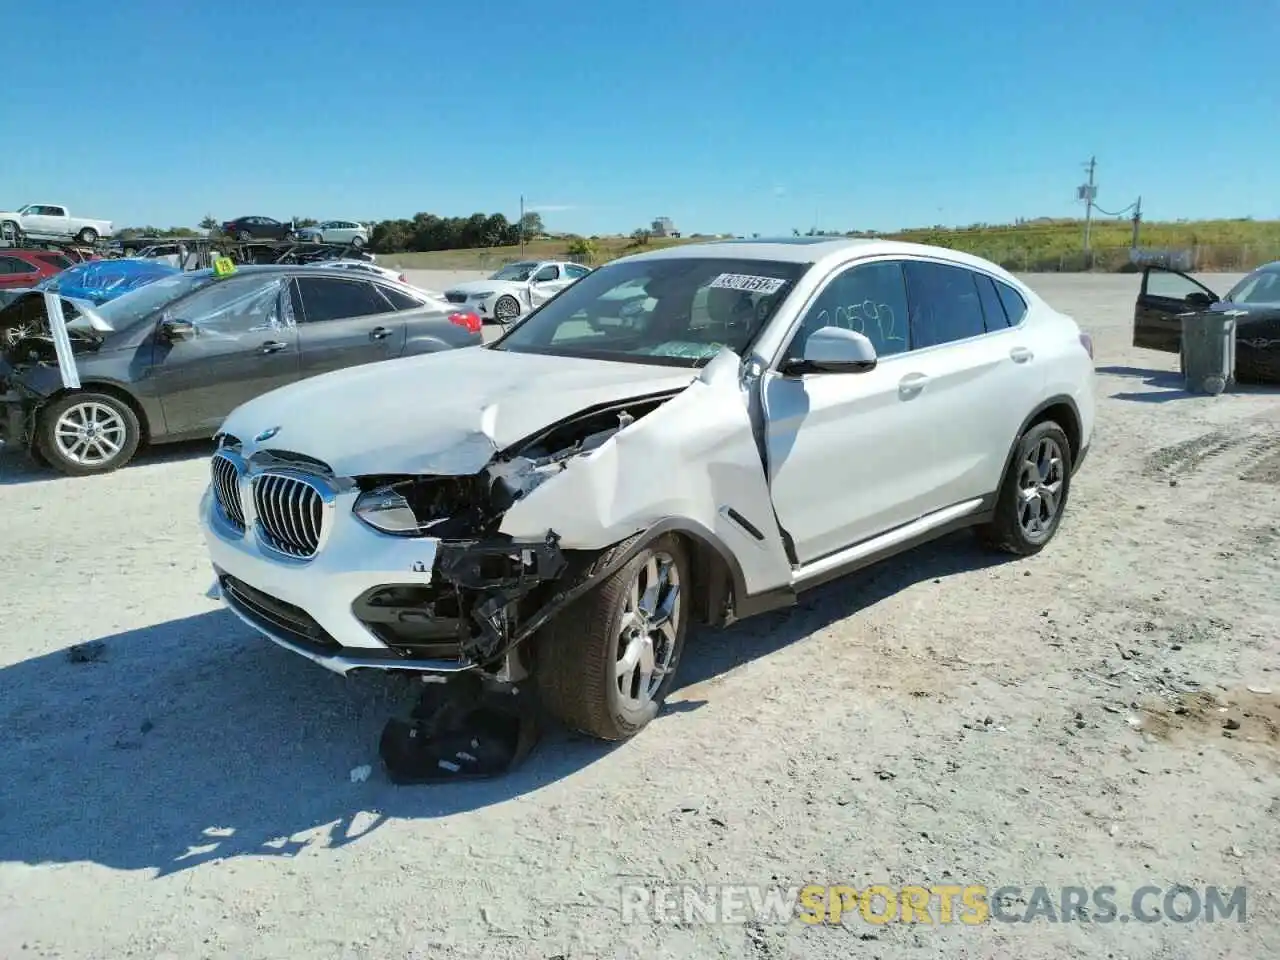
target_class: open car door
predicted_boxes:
[1134,266,1219,352]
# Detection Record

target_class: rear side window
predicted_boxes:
[974,274,1010,330]
[296,276,394,322]
[378,285,425,311]
[995,281,1028,325]
[903,261,987,348]
[37,254,72,270]
[0,256,39,275]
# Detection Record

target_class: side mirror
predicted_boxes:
[161,318,196,341]
[780,326,878,375]
[1184,291,1214,308]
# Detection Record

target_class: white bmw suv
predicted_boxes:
[199,238,1095,741]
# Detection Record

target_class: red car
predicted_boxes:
[0,248,71,289]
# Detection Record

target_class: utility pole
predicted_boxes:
[1130,195,1142,249]
[519,194,525,256]
[1081,155,1096,255]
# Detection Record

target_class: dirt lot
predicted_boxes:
[1,272,1277,960]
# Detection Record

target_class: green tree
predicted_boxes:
[519,211,545,239]
[566,235,597,263]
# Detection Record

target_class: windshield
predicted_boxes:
[93,273,216,329]
[491,261,539,281]
[490,256,810,366]
[1224,266,1280,306]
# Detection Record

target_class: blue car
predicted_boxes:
[35,258,181,306]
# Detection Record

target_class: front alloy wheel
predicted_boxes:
[36,392,142,476]
[494,294,521,323]
[536,535,690,740]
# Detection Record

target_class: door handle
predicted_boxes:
[898,372,929,396]
[260,340,288,354]
[1010,346,1034,363]
[369,326,391,340]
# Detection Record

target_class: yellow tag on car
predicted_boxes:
[212,256,237,277]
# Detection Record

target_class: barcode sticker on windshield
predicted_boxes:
[709,273,786,295]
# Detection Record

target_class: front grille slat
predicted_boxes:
[211,453,246,530]
[252,471,325,559]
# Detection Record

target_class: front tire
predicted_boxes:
[494,294,521,323]
[36,392,141,476]
[976,420,1072,556]
[535,535,690,740]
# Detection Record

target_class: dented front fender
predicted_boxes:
[497,350,793,598]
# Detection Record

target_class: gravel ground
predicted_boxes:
[1,272,1278,960]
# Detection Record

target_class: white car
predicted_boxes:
[200,237,1095,742]
[296,220,370,247]
[316,260,445,299]
[443,259,591,323]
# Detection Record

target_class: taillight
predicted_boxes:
[1079,332,1094,359]
[448,311,482,335]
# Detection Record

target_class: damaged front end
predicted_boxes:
[0,292,96,453]
[346,392,680,670]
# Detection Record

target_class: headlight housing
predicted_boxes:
[352,476,496,538]
[352,486,422,536]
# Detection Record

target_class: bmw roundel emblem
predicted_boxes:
[255,426,281,443]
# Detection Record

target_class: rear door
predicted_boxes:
[1134,267,1219,352]
[899,259,1038,508]
[152,275,301,436]
[293,275,407,377]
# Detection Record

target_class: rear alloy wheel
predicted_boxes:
[351,235,365,248]
[494,295,521,323]
[237,230,252,242]
[976,420,1072,556]
[77,228,98,245]
[36,392,141,476]
[536,535,690,740]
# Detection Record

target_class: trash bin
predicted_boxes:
[1181,312,1236,395]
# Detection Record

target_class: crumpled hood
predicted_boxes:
[444,278,518,294]
[220,346,700,476]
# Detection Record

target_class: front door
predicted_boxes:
[1134,267,1219,352]
[293,275,407,377]
[529,264,571,308]
[762,258,935,565]
[152,275,301,437]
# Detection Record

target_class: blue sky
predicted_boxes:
[3,0,1276,236]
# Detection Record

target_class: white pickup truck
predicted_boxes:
[0,204,114,245]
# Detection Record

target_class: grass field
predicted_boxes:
[381,218,1280,273]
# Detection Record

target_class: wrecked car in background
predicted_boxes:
[201,237,1096,742]
[1,264,483,476]
[35,258,182,305]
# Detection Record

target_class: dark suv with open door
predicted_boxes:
[1132,262,1280,383]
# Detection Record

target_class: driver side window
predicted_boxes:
[784,260,910,361]
[172,277,288,337]
[533,265,560,282]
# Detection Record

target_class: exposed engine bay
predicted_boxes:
[344,391,680,667]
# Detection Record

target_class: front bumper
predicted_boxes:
[201,484,471,675]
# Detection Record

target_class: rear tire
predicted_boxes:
[351,235,365,249]
[535,535,690,741]
[36,392,141,477]
[77,228,98,245]
[975,420,1072,556]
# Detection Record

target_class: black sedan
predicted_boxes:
[1133,261,1280,383]
[221,216,296,242]
[0,265,483,476]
